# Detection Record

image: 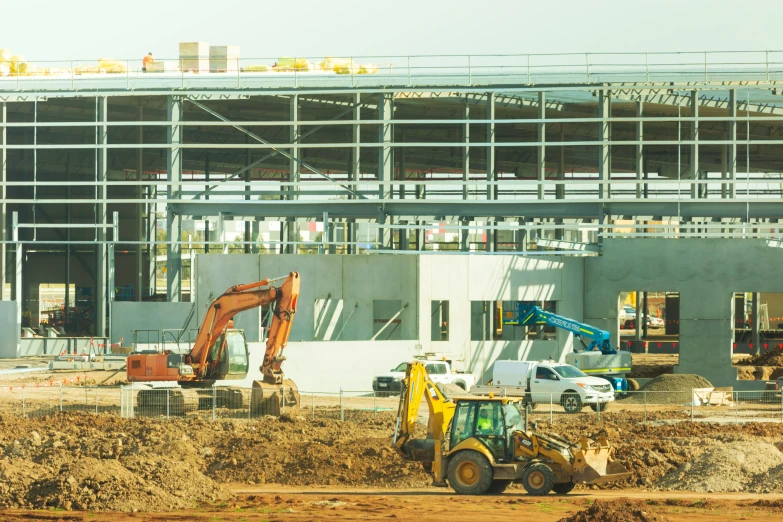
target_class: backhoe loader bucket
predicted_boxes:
[251,379,300,416]
[571,437,631,485]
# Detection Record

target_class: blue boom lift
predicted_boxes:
[505,302,630,392]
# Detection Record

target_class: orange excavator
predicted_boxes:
[127,272,301,415]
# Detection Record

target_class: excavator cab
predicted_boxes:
[212,329,250,380]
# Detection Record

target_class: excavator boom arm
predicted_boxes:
[188,272,300,379]
[394,361,455,453]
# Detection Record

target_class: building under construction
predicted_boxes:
[2,50,783,387]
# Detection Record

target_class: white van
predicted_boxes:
[472,360,615,413]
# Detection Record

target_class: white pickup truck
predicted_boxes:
[471,360,615,413]
[373,360,476,396]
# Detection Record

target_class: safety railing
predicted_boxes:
[3,51,783,92]
[0,385,780,426]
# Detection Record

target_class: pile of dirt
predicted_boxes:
[640,374,713,392]
[0,410,429,511]
[655,441,783,492]
[559,499,671,522]
[736,351,783,367]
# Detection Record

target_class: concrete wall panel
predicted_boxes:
[0,301,20,358]
[110,302,193,345]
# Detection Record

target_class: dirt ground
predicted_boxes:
[0,490,782,521]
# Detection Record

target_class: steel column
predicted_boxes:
[537,91,546,200]
[378,93,393,246]
[752,292,760,356]
[96,97,108,336]
[486,93,496,252]
[286,95,299,254]
[463,101,470,200]
[728,89,737,198]
[690,91,699,199]
[0,102,5,301]
[721,131,728,199]
[348,93,361,254]
[136,104,144,301]
[598,90,610,200]
[204,152,210,253]
[244,139,251,254]
[12,212,20,328]
[555,124,565,240]
[166,96,182,302]
[635,101,643,199]
[65,155,71,331]
[147,184,156,297]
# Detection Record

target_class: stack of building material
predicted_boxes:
[179,42,209,72]
[209,46,240,72]
[0,49,36,76]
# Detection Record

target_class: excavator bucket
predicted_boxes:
[251,379,300,416]
[571,436,631,485]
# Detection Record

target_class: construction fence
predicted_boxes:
[0,385,781,425]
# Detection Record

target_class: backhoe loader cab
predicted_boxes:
[394,361,631,496]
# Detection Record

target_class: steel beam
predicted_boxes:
[166,96,182,302]
[96,96,108,336]
[170,199,783,221]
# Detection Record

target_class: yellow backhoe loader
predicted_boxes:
[393,361,631,495]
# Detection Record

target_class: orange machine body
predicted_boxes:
[127,272,300,384]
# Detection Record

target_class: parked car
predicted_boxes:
[619,305,637,321]
[373,360,476,396]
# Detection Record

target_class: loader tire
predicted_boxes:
[487,479,512,494]
[627,378,640,392]
[552,482,576,495]
[447,451,494,495]
[561,392,582,414]
[521,462,555,496]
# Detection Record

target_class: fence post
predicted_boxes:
[312,392,315,421]
[95,387,99,413]
[549,393,553,424]
[59,384,63,412]
[780,389,782,424]
[644,391,647,423]
[736,392,740,425]
[281,387,286,415]
[212,385,216,421]
[373,390,377,414]
[85,384,88,411]
[21,387,25,418]
[340,388,344,422]
[166,389,170,419]
[690,388,694,421]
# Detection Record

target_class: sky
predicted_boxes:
[1,0,782,62]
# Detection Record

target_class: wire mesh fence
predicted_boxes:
[0,385,780,425]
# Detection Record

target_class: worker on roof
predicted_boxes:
[142,53,154,72]
[476,406,493,434]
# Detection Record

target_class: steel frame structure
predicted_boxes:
[3,53,783,335]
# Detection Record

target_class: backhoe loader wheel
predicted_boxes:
[487,479,512,494]
[561,392,582,414]
[521,462,555,496]
[447,451,494,495]
[552,482,576,495]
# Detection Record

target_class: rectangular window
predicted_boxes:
[450,400,476,449]
[431,301,449,341]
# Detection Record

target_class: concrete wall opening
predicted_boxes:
[431,301,449,341]
[732,292,783,354]
[619,291,679,351]
[37,283,76,333]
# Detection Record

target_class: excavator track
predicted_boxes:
[251,379,300,416]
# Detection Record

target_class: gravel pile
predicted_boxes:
[655,441,783,492]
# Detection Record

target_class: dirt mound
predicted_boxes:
[559,499,671,522]
[641,374,712,392]
[748,463,783,494]
[736,351,783,367]
[655,441,783,492]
